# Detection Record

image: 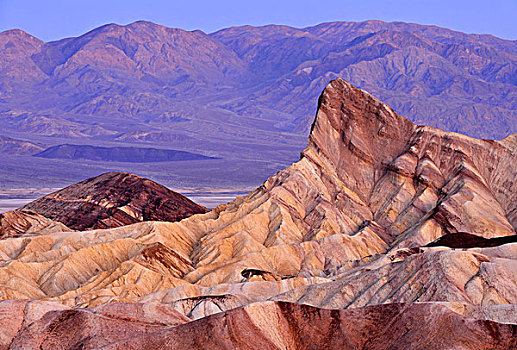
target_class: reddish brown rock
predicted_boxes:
[7,301,516,349]
[22,171,207,230]
[427,231,517,249]
[135,242,194,278]
[7,301,189,350]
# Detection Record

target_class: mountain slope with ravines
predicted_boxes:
[1,20,516,189]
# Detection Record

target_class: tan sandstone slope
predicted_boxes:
[0,79,515,348]
[0,210,70,239]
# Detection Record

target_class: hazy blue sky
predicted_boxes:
[0,0,515,41]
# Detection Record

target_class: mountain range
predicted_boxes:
[1,20,516,189]
[0,79,515,348]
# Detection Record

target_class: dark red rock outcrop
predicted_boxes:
[22,172,207,230]
[426,231,517,249]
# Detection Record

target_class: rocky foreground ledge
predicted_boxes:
[0,79,515,349]
[1,300,516,349]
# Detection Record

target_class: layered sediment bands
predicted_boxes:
[273,244,517,308]
[5,301,517,349]
[102,302,517,350]
[22,171,208,230]
[0,210,70,239]
[0,79,515,347]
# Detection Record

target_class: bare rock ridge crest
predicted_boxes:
[0,79,515,348]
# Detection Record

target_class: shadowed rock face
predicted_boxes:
[0,79,515,347]
[21,171,207,230]
[427,232,517,248]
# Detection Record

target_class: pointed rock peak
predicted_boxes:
[0,28,39,39]
[92,22,122,32]
[127,20,157,27]
[78,23,123,38]
[305,79,414,167]
[126,20,172,31]
[84,20,197,38]
[124,20,201,36]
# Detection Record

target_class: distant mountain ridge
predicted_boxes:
[1,20,516,188]
[2,20,516,137]
[33,144,216,162]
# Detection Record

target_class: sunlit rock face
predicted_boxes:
[0,79,515,348]
[0,210,70,239]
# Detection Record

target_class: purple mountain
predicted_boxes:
[0,20,516,188]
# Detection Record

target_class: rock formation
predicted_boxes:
[0,79,515,347]
[22,171,208,230]
[4,301,516,349]
[0,136,43,155]
[0,210,70,239]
